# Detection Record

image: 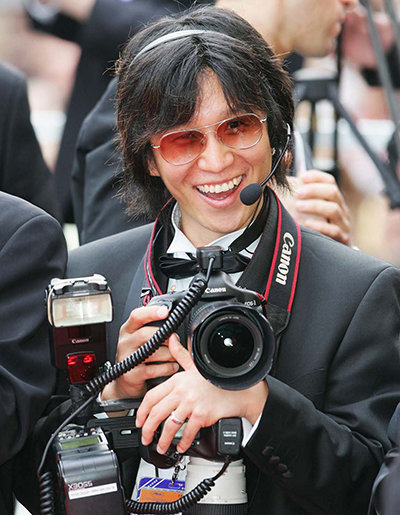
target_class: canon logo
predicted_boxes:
[71,338,90,344]
[68,481,93,490]
[205,287,227,294]
[275,232,294,286]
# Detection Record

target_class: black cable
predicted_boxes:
[38,472,56,515]
[38,395,97,514]
[38,258,216,514]
[125,458,231,514]
[85,274,208,395]
[37,397,96,477]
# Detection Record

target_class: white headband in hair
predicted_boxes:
[134,29,226,61]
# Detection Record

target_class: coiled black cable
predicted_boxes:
[39,471,56,515]
[125,459,230,514]
[85,275,208,396]
[39,258,217,514]
[38,396,97,515]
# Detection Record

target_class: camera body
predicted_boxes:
[141,417,243,469]
[148,265,275,390]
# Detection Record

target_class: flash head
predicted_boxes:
[47,275,113,381]
[47,274,113,328]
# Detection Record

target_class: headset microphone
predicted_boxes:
[240,124,292,206]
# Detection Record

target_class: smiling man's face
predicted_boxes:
[149,72,273,247]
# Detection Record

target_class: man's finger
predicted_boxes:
[298,170,336,185]
[121,305,169,333]
[168,334,195,371]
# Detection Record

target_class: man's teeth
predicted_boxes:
[197,176,242,194]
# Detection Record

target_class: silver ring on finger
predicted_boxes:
[169,410,184,425]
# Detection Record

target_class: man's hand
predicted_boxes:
[136,335,268,455]
[283,170,351,246]
[101,305,179,401]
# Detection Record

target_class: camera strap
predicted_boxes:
[137,188,301,338]
[237,188,301,336]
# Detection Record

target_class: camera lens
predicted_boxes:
[198,312,261,379]
[190,302,275,390]
[208,322,253,368]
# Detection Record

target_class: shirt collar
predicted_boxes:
[168,203,257,255]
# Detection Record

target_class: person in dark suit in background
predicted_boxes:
[66,7,400,514]
[0,192,66,514]
[367,402,400,514]
[382,406,400,515]
[25,0,213,223]
[0,61,60,221]
[72,77,147,242]
[71,0,353,245]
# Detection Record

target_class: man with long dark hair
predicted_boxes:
[66,6,400,514]
[71,0,356,246]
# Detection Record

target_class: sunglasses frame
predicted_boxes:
[151,113,267,165]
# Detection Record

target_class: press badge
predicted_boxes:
[136,476,185,503]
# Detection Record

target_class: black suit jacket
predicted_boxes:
[368,402,400,514]
[381,407,400,515]
[28,0,213,222]
[0,192,66,513]
[65,221,400,515]
[0,62,60,220]
[71,77,151,243]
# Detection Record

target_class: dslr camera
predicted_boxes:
[43,247,275,514]
[147,246,275,390]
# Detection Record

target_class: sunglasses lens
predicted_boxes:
[218,114,263,149]
[159,130,203,165]
[157,114,264,165]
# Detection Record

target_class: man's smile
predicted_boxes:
[195,174,243,197]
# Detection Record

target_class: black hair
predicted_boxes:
[117,5,294,219]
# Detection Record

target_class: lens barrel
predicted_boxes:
[190,302,275,390]
[183,458,248,514]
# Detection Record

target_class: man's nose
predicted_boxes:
[196,131,234,172]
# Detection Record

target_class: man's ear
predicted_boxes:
[148,157,160,177]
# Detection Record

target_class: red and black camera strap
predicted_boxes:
[237,188,301,335]
[141,187,301,338]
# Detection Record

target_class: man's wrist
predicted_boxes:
[243,380,269,424]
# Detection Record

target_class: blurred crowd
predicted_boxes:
[0,0,399,263]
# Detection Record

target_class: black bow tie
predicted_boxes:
[158,190,270,280]
[159,251,250,279]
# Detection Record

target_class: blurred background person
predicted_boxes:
[0,192,66,515]
[24,0,213,223]
[0,61,60,220]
